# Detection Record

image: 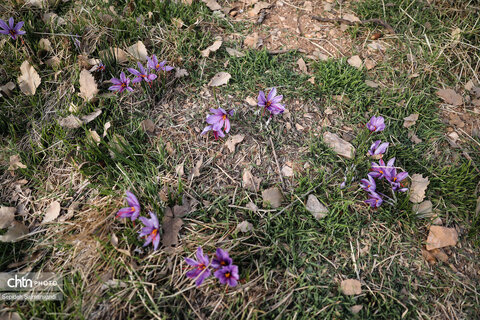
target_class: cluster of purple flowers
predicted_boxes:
[109,54,173,93]
[185,247,240,287]
[361,116,409,208]
[0,17,25,40]
[201,87,285,140]
[116,191,161,250]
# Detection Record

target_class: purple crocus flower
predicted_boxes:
[360,175,376,193]
[368,140,389,157]
[211,248,233,269]
[366,116,385,132]
[385,167,409,192]
[0,18,26,40]
[109,72,133,93]
[147,55,174,72]
[206,108,234,133]
[201,125,225,140]
[138,211,161,250]
[214,265,239,287]
[364,192,383,208]
[258,87,285,116]
[116,190,141,221]
[128,62,157,83]
[369,157,395,180]
[185,247,211,286]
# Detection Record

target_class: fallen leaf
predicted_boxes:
[305,194,328,219]
[248,1,271,17]
[208,72,231,86]
[365,80,379,88]
[202,0,221,10]
[0,207,16,228]
[465,80,474,91]
[421,248,436,265]
[236,220,253,233]
[8,155,27,171]
[429,248,448,262]
[436,88,463,106]
[46,56,61,67]
[245,96,257,106]
[173,197,191,218]
[201,39,222,58]
[0,221,29,242]
[364,58,376,70]
[126,41,148,61]
[58,115,82,129]
[226,47,245,57]
[175,68,188,78]
[412,200,433,217]
[0,82,15,97]
[27,0,47,8]
[81,109,102,123]
[347,55,363,69]
[171,18,184,28]
[87,129,101,144]
[408,131,422,144]
[43,201,60,223]
[141,119,155,134]
[18,61,41,96]
[38,38,53,52]
[281,165,294,177]
[426,226,458,250]
[162,208,183,247]
[175,163,184,177]
[350,305,363,314]
[246,202,258,212]
[244,32,259,48]
[225,134,244,153]
[410,174,429,203]
[103,121,111,137]
[343,13,360,22]
[78,69,98,102]
[99,48,129,63]
[367,41,385,51]
[190,156,203,179]
[242,168,262,191]
[323,132,355,159]
[340,279,362,295]
[297,58,307,73]
[262,187,283,208]
[111,233,131,256]
[166,142,175,155]
[403,113,419,128]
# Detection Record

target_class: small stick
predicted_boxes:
[311,16,395,34]
[269,137,285,189]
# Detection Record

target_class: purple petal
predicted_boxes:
[108,85,122,91]
[206,114,223,125]
[376,142,389,154]
[0,19,9,31]
[139,216,153,228]
[257,91,266,106]
[143,235,153,247]
[195,269,211,286]
[0,30,9,35]
[128,68,141,76]
[8,17,14,29]
[396,172,408,181]
[185,257,199,266]
[116,207,134,218]
[147,74,157,81]
[270,95,283,104]
[201,125,213,135]
[186,269,201,279]
[153,234,160,250]
[126,191,140,207]
[14,21,24,32]
[149,211,160,229]
[267,87,277,101]
[224,118,231,133]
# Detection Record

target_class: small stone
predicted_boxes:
[262,187,284,208]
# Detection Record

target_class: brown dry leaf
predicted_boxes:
[245,96,257,106]
[410,174,429,203]
[166,142,175,156]
[126,41,148,61]
[403,113,419,128]
[111,233,131,256]
[0,221,29,242]
[408,73,420,79]
[297,58,307,73]
[347,55,363,69]
[208,72,231,87]
[201,39,222,58]
[79,69,98,102]
[305,194,328,219]
[364,59,377,70]
[246,202,258,212]
[281,164,294,177]
[365,80,379,88]
[81,109,102,124]
[59,115,82,129]
[103,121,111,137]
[323,132,355,159]
[350,305,363,314]
[173,197,191,218]
[162,207,183,247]
[202,0,221,10]
[99,48,129,63]
[412,200,433,217]
[175,68,188,78]
[421,248,436,265]
[175,163,184,177]
[46,56,61,68]
[436,88,463,106]
[38,38,53,52]
[87,129,101,145]
[242,168,262,192]
[236,220,253,233]
[0,207,16,228]
[8,155,27,171]
[190,156,203,179]
[248,1,271,17]
[343,13,360,22]
[244,32,259,48]
[408,131,422,144]
[225,134,244,153]
[18,61,41,96]
[262,187,284,208]
[43,201,60,223]
[226,47,245,57]
[426,226,458,250]
[429,248,448,262]
[141,119,155,134]
[0,82,15,97]
[340,279,362,295]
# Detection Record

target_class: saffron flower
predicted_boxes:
[116,190,141,221]
[139,211,161,250]
[109,72,133,93]
[0,18,26,40]
[385,167,409,192]
[366,116,385,132]
[185,247,211,286]
[360,175,376,193]
[128,62,157,83]
[201,125,225,140]
[368,140,389,157]
[206,108,234,133]
[369,158,395,180]
[214,265,239,287]
[211,248,233,269]
[95,63,105,72]
[258,87,285,116]
[147,55,174,72]
[364,192,383,208]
